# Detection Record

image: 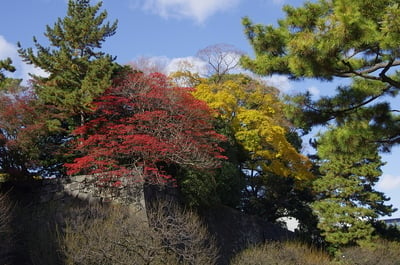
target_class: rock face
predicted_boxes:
[1,178,294,265]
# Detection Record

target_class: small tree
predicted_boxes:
[197,44,244,83]
[312,118,395,248]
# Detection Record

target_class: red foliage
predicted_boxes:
[65,72,226,184]
[0,88,49,177]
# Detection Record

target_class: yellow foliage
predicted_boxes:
[0,173,9,182]
[192,75,313,180]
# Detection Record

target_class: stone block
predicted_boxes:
[73,175,87,183]
[68,182,80,190]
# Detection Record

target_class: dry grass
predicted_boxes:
[338,239,400,265]
[230,241,334,265]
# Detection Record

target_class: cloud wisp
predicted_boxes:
[0,35,48,85]
[262,75,293,94]
[129,55,208,76]
[135,0,241,24]
[377,174,400,191]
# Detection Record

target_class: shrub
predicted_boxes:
[230,241,333,265]
[338,239,400,265]
[60,201,218,265]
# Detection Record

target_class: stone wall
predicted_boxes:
[1,176,293,265]
[0,175,147,216]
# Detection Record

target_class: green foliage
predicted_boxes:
[0,58,16,87]
[372,220,400,242]
[18,0,118,125]
[242,0,400,83]
[243,0,400,145]
[177,161,244,208]
[312,119,395,248]
[243,0,400,249]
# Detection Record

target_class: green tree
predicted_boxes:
[312,118,394,248]
[0,58,20,90]
[242,0,400,247]
[0,58,15,81]
[241,0,400,140]
[18,0,118,127]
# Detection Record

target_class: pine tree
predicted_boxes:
[18,0,118,126]
[0,58,15,81]
[0,58,19,89]
[242,0,400,247]
[312,117,395,247]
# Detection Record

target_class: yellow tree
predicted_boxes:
[190,73,315,222]
[193,74,312,180]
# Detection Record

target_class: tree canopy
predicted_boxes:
[192,74,312,181]
[18,0,118,124]
[241,0,400,142]
[189,73,315,221]
[312,118,395,247]
[66,71,226,185]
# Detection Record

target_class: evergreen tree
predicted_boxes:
[0,58,15,81]
[242,0,400,247]
[241,0,400,143]
[18,0,118,127]
[312,117,395,247]
[0,58,19,89]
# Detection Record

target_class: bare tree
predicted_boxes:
[129,56,168,74]
[196,43,244,82]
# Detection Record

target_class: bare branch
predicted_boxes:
[197,43,245,82]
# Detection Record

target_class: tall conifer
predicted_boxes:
[242,0,400,247]
[18,0,118,126]
[312,118,394,247]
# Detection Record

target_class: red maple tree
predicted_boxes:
[65,72,226,185]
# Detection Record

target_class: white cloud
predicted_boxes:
[0,35,17,59]
[165,56,208,76]
[377,174,400,191]
[262,75,293,93]
[307,86,320,97]
[138,0,241,24]
[130,55,208,76]
[0,35,48,85]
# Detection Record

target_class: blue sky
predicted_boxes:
[1,0,400,218]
